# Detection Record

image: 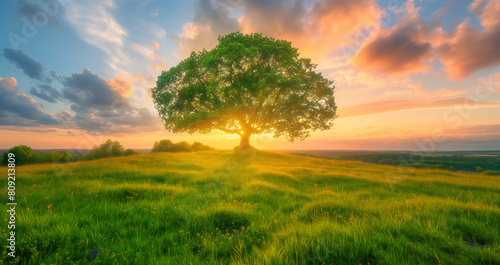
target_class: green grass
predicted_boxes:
[1,151,499,264]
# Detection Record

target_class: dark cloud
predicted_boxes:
[14,0,63,28]
[62,68,131,111]
[193,0,240,32]
[0,126,58,133]
[0,77,60,126]
[1,48,161,133]
[30,84,61,103]
[241,0,307,36]
[353,17,440,75]
[3,48,48,82]
[176,0,240,54]
[61,68,162,133]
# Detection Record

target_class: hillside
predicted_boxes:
[2,151,499,264]
[287,150,500,173]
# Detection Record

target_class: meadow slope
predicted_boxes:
[1,151,499,265]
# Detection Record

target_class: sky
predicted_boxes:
[0,0,499,151]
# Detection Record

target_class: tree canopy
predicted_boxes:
[1,145,37,165]
[152,32,337,148]
[86,139,136,160]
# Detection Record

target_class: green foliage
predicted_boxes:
[1,145,38,165]
[0,146,76,165]
[86,139,136,160]
[377,158,394,165]
[74,153,86,161]
[170,141,193,152]
[151,139,214,153]
[340,153,500,173]
[124,149,139,156]
[151,139,174,152]
[0,143,136,165]
[38,151,75,163]
[2,151,499,264]
[152,32,337,146]
[191,141,214,151]
[482,170,500,176]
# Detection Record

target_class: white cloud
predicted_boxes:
[61,0,129,72]
[150,23,167,38]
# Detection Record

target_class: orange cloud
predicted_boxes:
[330,68,412,92]
[128,73,154,83]
[436,0,500,80]
[149,41,159,49]
[131,41,164,60]
[180,23,200,40]
[238,0,381,62]
[339,97,500,118]
[177,23,217,55]
[176,0,380,62]
[148,42,167,72]
[128,40,168,85]
[311,0,380,42]
[404,82,468,99]
[131,44,141,52]
[149,61,168,72]
[105,76,134,97]
[494,72,500,93]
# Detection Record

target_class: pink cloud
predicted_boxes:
[352,0,500,80]
[494,72,500,93]
[0,77,17,92]
[436,0,500,80]
[176,0,380,62]
[352,10,443,75]
[128,41,168,91]
[339,97,500,118]
[240,0,381,62]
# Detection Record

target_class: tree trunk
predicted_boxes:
[239,132,251,149]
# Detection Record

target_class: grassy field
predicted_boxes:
[1,150,499,264]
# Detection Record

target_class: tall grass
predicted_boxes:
[1,151,499,264]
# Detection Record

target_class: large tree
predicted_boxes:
[152,32,337,149]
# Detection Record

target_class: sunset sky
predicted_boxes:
[1,0,499,151]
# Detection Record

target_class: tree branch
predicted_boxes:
[217,127,241,136]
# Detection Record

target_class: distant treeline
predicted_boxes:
[0,140,138,166]
[151,139,214,153]
[0,139,215,166]
[342,153,500,174]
